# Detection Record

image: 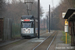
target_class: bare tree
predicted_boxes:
[0,0,5,17]
[46,0,75,30]
[3,0,43,23]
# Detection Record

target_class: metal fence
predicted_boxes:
[12,23,21,39]
[4,18,12,41]
[3,18,21,41]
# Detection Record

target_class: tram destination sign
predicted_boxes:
[21,19,34,21]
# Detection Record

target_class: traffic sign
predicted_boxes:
[65,19,68,25]
[64,25,68,32]
[62,12,66,18]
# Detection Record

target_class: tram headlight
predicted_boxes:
[26,29,28,32]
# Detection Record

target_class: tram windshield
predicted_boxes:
[22,22,33,28]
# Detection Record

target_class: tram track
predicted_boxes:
[11,30,47,47]
[0,31,55,50]
[0,30,46,47]
[33,31,57,50]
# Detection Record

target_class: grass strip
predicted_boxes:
[61,31,71,44]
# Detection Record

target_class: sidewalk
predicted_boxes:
[56,44,75,50]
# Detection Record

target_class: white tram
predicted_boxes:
[21,15,38,38]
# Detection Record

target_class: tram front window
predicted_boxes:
[22,22,33,28]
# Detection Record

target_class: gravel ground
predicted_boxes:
[49,31,63,50]
[0,30,46,47]
[0,31,53,50]
[34,31,56,50]
[0,39,30,50]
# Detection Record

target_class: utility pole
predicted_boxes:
[38,0,40,38]
[44,19,45,30]
[24,2,33,15]
[49,5,50,32]
[47,16,48,30]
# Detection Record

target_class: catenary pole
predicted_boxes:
[38,0,40,38]
[49,5,50,32]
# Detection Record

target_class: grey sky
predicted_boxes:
[40,0,61,18]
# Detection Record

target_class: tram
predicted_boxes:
[21,15,38,38]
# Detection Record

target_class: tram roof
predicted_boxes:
[68,14,75,21]
[21,15,34,19]
[64,9,75,19]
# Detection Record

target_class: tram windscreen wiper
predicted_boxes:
[26,25,30,28]
[22,23,31,28]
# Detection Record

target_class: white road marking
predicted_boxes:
[55,47,75,49]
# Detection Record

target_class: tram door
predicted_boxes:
[0,18,3,41]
